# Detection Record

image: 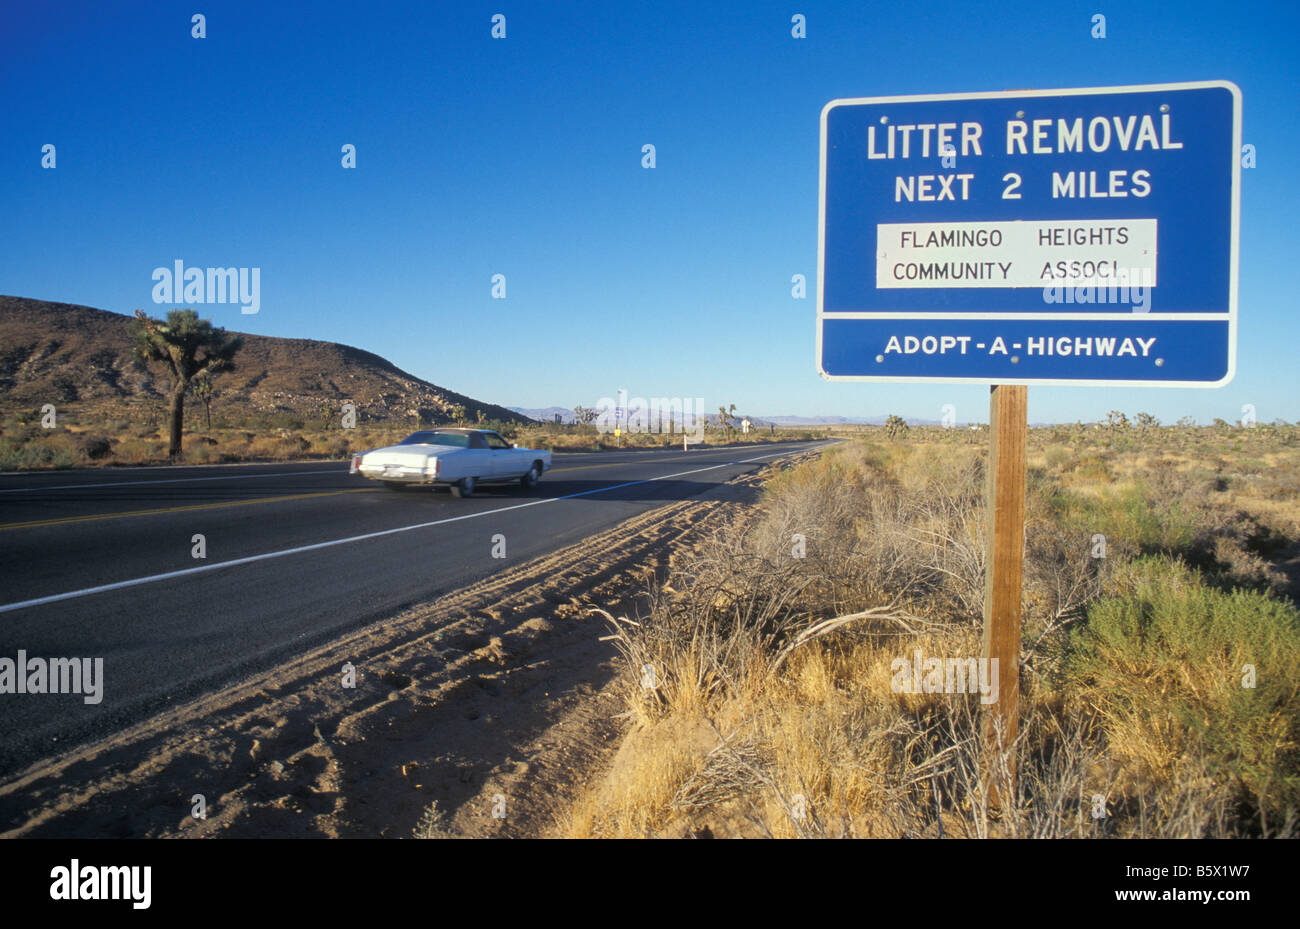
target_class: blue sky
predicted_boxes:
[2,0,1296,424]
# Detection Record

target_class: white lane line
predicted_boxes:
[0,447,811,614]
[0,469,333,494]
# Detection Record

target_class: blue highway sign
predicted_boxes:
[816,81,1241,386]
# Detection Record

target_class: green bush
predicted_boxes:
[1067,556,1300,832]
[1043,444,1071,469]
[1048,483,1198,556]
[0,436,83,470]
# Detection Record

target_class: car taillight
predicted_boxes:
[350,454,361,474]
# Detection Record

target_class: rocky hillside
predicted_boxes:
[0,296,530,426]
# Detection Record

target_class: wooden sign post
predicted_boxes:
[982,384,1027,804]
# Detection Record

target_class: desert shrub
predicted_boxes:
[0,434,83,470]
[76,433,113,460]
[1067,556,1300,834]
[184,442,213,463]
[325,436,351,458]
[114,438,160,464]
[1073,455,1113,482]
[1046,481,1198,557]
[1043,445,1071,470]
[246,436,292,460]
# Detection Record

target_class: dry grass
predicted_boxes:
[562,425,1300,838]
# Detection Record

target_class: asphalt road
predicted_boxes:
[0,440,825,777]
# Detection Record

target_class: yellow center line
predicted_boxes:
[0,488,374,532]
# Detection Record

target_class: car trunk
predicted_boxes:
[372,450,433,469]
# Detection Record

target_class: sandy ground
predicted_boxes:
[0,461,800,838]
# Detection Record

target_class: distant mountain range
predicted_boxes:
[762,415,892,426]
[508,407,954,427]
[0,296,531,425]
[509,406,784,427]
[508,406,578,424]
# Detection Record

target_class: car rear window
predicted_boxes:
[398,431,469,448]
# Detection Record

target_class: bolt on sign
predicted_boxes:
[817,81,1241,386]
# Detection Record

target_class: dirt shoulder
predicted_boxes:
[0,456,812,838]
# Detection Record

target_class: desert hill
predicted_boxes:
[0,296,529,426]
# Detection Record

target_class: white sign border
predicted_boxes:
[815,80,1242,388]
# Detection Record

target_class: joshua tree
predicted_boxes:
[189,371,215,429]
[573,405,599,426]
[130,309,242,458]
[448,404,467,424]
[884,414,909,439]
[717,403,737,439]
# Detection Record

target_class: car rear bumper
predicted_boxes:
[357,464,436,483]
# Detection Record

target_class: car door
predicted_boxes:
[465,431,494,477]
[483,431,517,478]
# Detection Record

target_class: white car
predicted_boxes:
[350,428,551,498]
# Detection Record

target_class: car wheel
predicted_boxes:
[451,476,476,498]
[520,463,541,489]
